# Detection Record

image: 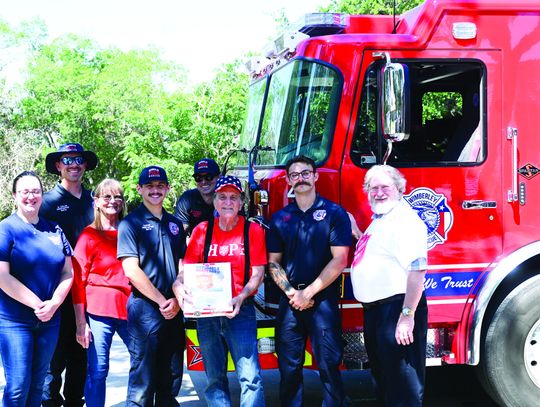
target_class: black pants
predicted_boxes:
[363,293,428,407]
[276,296,347,407]
[42,293,87,407]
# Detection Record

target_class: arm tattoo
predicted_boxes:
[268,261,293,294]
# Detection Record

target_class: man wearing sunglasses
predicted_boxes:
[41,142,98,407]
[174,158,220,236]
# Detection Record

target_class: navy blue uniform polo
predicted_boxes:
[174,188,214,236]
[117,204,186,298]
[267,194,352,299]
[267,194,352,405]
[40,183,94,247]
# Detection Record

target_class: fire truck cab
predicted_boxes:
[186,1,540,405]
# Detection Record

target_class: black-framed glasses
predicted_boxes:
[60,156,85,166]
[100,194,123,202]
[194,174,215,183]
[288,170,314,181]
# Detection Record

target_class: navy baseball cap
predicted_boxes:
[193,158,220,176]
[138,166,169,185]
[214,175,243,193]
[45,143,98,175]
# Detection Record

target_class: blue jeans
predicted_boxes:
[126,295,185,407]
[276,296,346,407]
[196,302,265,407]
[85,314,130,407]
[0,317,60,407]
[42,295,87,407]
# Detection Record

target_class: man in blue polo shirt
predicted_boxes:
[267,155,352,407]
[117,165,186,407]
[40,142,98,407]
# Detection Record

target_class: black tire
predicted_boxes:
[478,275,540,407]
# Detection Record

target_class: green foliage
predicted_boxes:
[1,27,248,215]
[320,0,425,14]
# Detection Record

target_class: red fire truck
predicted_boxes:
[185,1,540,405]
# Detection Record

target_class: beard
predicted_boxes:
[370,197,400,215]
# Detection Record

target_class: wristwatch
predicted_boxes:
[402,307,415,317]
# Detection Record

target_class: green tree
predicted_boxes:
[321,0,424,14]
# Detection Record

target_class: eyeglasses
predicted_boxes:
[100,194,123,202]
[194,174,216,183]
[60,156,85,166]
[368,185,396,194]
[288,170,314,181]
[17,189,42,197]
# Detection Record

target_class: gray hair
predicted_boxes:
[363,165,406,194]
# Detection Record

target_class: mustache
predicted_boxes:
[294,181,311,188]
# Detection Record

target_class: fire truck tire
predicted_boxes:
[479,275,540,407]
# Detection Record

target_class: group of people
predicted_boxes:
[0,141,429,407]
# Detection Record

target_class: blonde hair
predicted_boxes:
[92,178,126,231]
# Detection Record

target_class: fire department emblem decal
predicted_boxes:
[403,187,453,250]
[313,210,326,221]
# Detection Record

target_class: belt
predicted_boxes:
[361,294,405,310]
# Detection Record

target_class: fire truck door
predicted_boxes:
[343,50,503,321]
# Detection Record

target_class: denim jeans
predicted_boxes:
[126,295,185,407]
[196,302,265,407]
[0,317,60,407]
[42,295,87,407]
[84,313,130,407]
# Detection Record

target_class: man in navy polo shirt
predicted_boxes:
[174,158,220,236]
[41,142,98,407]
[267,155,352,407]
[117,166,186,406]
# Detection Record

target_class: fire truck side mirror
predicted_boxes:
[381,62,410,142]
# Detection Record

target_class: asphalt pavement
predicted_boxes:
[0,333,498,406]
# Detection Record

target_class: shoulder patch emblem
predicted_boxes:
[403,187,453,250]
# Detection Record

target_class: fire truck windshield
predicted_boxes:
[239,59,341,167]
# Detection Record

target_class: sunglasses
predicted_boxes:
[194,174,216,182]
[60,156,85,166]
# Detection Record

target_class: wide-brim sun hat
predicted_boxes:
[45,143,98,175]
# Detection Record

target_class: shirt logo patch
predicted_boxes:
[169,222,180,236]
[313,210,326,221]
[56,204,69,212]
[142,223,154,231]
[403,187,453,250]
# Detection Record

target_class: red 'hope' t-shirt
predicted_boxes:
[184,217,267,297]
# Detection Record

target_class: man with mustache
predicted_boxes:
[117,166,186,406]
[266,155,352,407]
[41,142,98,407]
[350,165,428,407]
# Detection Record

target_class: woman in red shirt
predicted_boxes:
[72,178,131,407]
